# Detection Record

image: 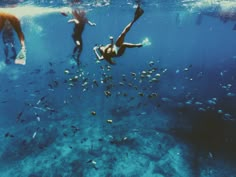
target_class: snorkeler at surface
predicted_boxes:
[93,5,144,65]
[0,12,26,64]
[68,9,96,65]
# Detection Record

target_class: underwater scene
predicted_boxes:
[1,0,236,176]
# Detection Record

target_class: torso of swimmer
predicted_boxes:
[99,45,118,64]
[100,44,118,58]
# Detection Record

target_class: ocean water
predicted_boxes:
[0,0,236,176]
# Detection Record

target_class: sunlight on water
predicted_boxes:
[0,5,71,18]
[182,0,236,12]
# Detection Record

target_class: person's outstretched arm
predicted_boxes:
[109,36,115,50]
[68,18,79,24]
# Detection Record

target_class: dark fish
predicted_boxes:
[25,102,33,107]
[136,112,147,116]
[37,96,46,105]
[83,78,88,83]
[48,84,53,89]
[71,125,80,132]
[20,119,25,123]
[93,80,99,87]
[48,81,59,89]
[5,132,14,138]
[71,127,80,135]
[46,107,57,113]
[22,139,27,145]
[129,97,135,102]
[138,92,144,97]
[104,90,111,97]
[91,111,96,116]
[30,69,41,74]
[28,81,35,85]
[4,132,9,137]
[87,160,93,163]
[46,69,55,74]
[41,96,47,101]
[16,111,23,122]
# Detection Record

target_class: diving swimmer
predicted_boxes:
[0,12,26,64]
[93,5,144,65]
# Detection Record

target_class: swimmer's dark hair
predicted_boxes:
[72,9,86,19]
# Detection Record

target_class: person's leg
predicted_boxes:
[9,16,25,47]
[133,5,144,22]
[11,45,17,59]
[4,45,9,58]
[77,38,83,55]
[117,43,142,56]
[72,34,79,57]
[72,36,82,65]
[75,38,83,65]
[8,41,17,60]
[4,45,11,64]
[115,22,134,47]
[123,42,142,48]
[73,46,78,55]
[115,6,144,47]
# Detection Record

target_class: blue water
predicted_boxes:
[1,0,236,176]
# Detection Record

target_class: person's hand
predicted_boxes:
[93,46,98,51]
[74,19,79,24]
[68,19,79,24]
